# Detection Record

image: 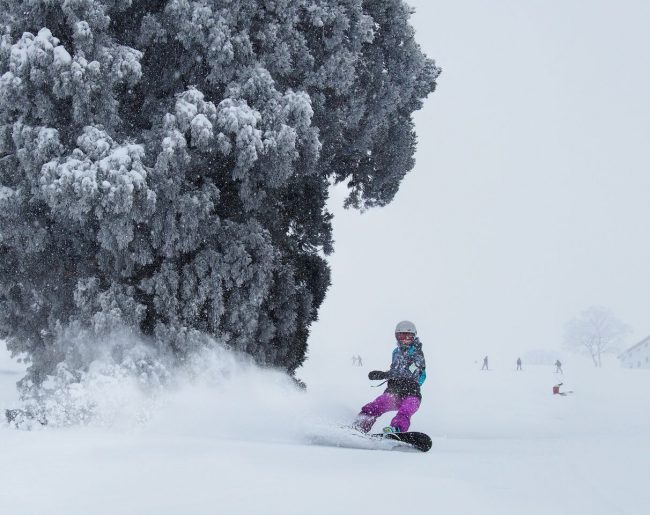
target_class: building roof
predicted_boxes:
[619,336,650,358]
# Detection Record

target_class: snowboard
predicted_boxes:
[371,431,432,452]
[307,427,432,453]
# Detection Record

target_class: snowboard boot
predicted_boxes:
[382,425,401,434]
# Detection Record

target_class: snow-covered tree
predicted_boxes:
[0,1,439,386]
[563,306,630,367]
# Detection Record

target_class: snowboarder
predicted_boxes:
[481,355,489,370]
[552,383,573,396]
[552,383,561,394]
[516,357,522,371]
[353,320,426,434]
[555,359,563,374]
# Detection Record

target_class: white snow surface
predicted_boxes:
[1,344,649,515]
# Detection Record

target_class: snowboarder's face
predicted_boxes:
[396,332,415,346]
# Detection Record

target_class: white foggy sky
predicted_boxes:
[303,0,650,371]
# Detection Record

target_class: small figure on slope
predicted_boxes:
[552,382,573,396]
[353,320,426,434]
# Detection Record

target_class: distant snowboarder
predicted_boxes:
[516,357,522,371]
[481,355,489,370]
[357,355,363,367]
[555,359,563,374]
[552,383,573,396]
[353,320,426,434]
[553,383,560,394]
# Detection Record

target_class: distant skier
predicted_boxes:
[555,359,563,374]
[481,355,489,370]
[516,357,522,371]
[353,321,426,434]
[357,355,363,367]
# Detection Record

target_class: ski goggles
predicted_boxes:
[395,332,415,343]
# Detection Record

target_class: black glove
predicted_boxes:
[368,370,388,380]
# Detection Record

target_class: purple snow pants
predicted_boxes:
[355,392,421,433]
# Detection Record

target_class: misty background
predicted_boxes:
[301,0,650,378]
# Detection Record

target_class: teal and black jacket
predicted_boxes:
[385,338,426,399]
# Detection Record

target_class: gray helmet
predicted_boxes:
[395,320,417,336]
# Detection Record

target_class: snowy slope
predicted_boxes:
[1,344,649,515]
